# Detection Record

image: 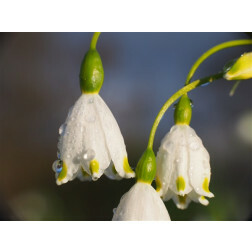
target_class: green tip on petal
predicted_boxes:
[155,176,162,192]
[123,157,134,174]
[136,148,156,184]
[81,167,90,177]
[178,195,187,205]
[202,177,210,193]
[224,52,252,80]
[176,176,186,192]
[174,94,192,125]
[89,160,100,175]
[57,161,68,182]
[79,49,104,93]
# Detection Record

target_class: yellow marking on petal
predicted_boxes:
[176,176,186,192]
[156,176,162,192]
[57,161,67,181]
[178,195,187,204]
[89,160,99,175]
[202,177,210,193]
[81,167,90,177]
[123,157,134,174]
[200,196,206,200]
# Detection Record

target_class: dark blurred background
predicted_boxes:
[0,33,251,221]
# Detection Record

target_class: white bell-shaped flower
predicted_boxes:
[53,93,135,185]
[156,124,214,209]
[112,182,170,221]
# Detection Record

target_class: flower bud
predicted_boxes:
[79,49,104,93]
[174,94,192,125]
[224,52,252,80]
[135,148,156,184]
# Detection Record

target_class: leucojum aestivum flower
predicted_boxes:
[52,33,252,220]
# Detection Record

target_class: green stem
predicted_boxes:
[185,40,252,85]
[90,32,101,50]
[147,72,223,149]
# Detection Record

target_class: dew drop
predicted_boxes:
[189,99,194,108]
[201,82,210,87]
[179,138,186,146]
[113,208,117,214]
[59,124,65,135]
[52,160,63,173]
[175,159,180,163]
[164,141,174,151]
[83,149,95,161]
[88,97,94,104]
[189,141,199,150]
[80,126,85,133]
[57,151,61,159]
[85,115,96,123]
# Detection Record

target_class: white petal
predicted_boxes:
[172,192,191,210]
[95,95,135,178]
[56,94,111,184]
[156,131,175,197]
[56,95,87,184]
[186,126,214,198]
[188,191,209,206]
[104,162,122,180]
[79,95,111,180]
[112,182,170,221]
[161,189,173,201]
[76,168,92,182]
[159,125,192,196]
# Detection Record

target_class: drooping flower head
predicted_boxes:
[156,94,214,209]
[113,149,170,221]
[53,35,134,185]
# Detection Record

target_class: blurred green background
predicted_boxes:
[0,32,251,221]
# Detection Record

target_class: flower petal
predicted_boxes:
[112,182,170,221]
[188,191,209,206]
[168,125,192,196]
[95,95,135,178]
[172,193,191,210]
[79,94,111,180]
[156,131,175,196]
[187,126,214,198]
[104,162,122,180]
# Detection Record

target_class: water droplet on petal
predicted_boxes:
[175,159,180,163]
[189,141,199,150]
[85,115,96,123]
[59,124,65,135]
[57,151,61,159]
[83,149,95,161]
[88,97,94,104]
[179,138,186,146]
[164,141,174,151]
[52,160,63,173]
[113,208,117,214]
